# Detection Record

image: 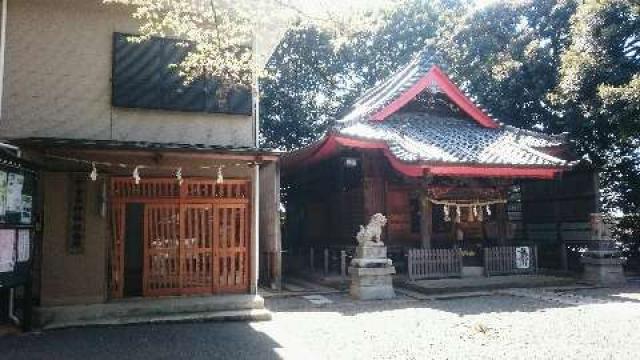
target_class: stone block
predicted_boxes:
[356,246,387,259]
[350,274,393,287]
[350,258,393,268]
[581,257,626,285]
[348,266,396,276]
[350,284,395,300]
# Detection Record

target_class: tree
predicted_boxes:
[259,28,342,150]
[550,0,640,255]
[260,0,464,149]
[430,0,578,132]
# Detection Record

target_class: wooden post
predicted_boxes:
[458,248,464,277]
[484,248,490,277]
[340,250,347,277]
[309,248,315,271]
[323,248,329,275]
[408,249,414,281]
[496,203,507,245]
[419,196,433,249]
[534,245,539,274]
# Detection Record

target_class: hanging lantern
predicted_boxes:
[133,166,141,185]
[216,166,224,184]
[443,205,451,222]
[89,162,98,182]
[175,167,183,185]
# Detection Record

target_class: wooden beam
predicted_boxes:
[44,148,278,165]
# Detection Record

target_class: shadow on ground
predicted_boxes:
[1,321,283,360]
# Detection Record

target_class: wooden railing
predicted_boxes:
[484,245,538,276]
[407,248,463,281]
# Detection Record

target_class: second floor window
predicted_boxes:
[112,33,251,115]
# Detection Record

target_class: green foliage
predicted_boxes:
[260,0,462,150]
[550,0,639,242]
[259,28,341,151]
[260,0,640,240]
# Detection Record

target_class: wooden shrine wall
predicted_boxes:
[520,168,599,269]
[284,154,365,248]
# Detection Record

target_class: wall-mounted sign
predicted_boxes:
[21,195,32,224]
[17,230,30,263]
[0,171,7,217]
[0,230,15,273]
[6,173,24,213]
[515,246,531,269]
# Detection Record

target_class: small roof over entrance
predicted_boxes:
[284,52,572,179]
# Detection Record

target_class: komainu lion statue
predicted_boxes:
[356,213,387,246]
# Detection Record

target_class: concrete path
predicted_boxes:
[4,283,640,360]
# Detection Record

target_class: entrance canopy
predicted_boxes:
[284,52,573,180]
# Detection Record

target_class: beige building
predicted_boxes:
[0,0,281,327]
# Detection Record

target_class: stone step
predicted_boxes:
[35,294,269,330]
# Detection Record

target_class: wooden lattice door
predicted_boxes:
[142,203,249,296]
[181,204,214,294]
[214,204,250,293]
[144,204,181,297]
[112,177,251,298]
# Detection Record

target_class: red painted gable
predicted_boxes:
[370,65,500,129]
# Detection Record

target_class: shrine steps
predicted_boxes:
[34,294,271,330]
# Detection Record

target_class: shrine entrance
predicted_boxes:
[110,177,251,298]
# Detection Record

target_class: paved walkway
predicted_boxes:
[3,284,640,359]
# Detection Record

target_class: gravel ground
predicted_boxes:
[254,285,640,360]
[2,285,639,359]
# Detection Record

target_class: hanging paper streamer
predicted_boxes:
[89,162,98,182]
[477,206,484,222]
[175,167,183,185]
[486,205,492,217]
[133,166,141,185]
[216,166,224,184]
[443,205,450,222]
[455,206,461,223]
[467,206,474,222]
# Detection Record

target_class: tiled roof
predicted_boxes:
[338,53,434,124]
[338,113,567,166]
[9,137,280,156]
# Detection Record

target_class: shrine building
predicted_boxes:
[282,52,598,277]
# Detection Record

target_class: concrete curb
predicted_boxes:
[39,309,272,331]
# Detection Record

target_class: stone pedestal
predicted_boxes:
[581,252,626,285]
[349,245,395,300]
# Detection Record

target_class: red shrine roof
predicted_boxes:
[284,52,572,179]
